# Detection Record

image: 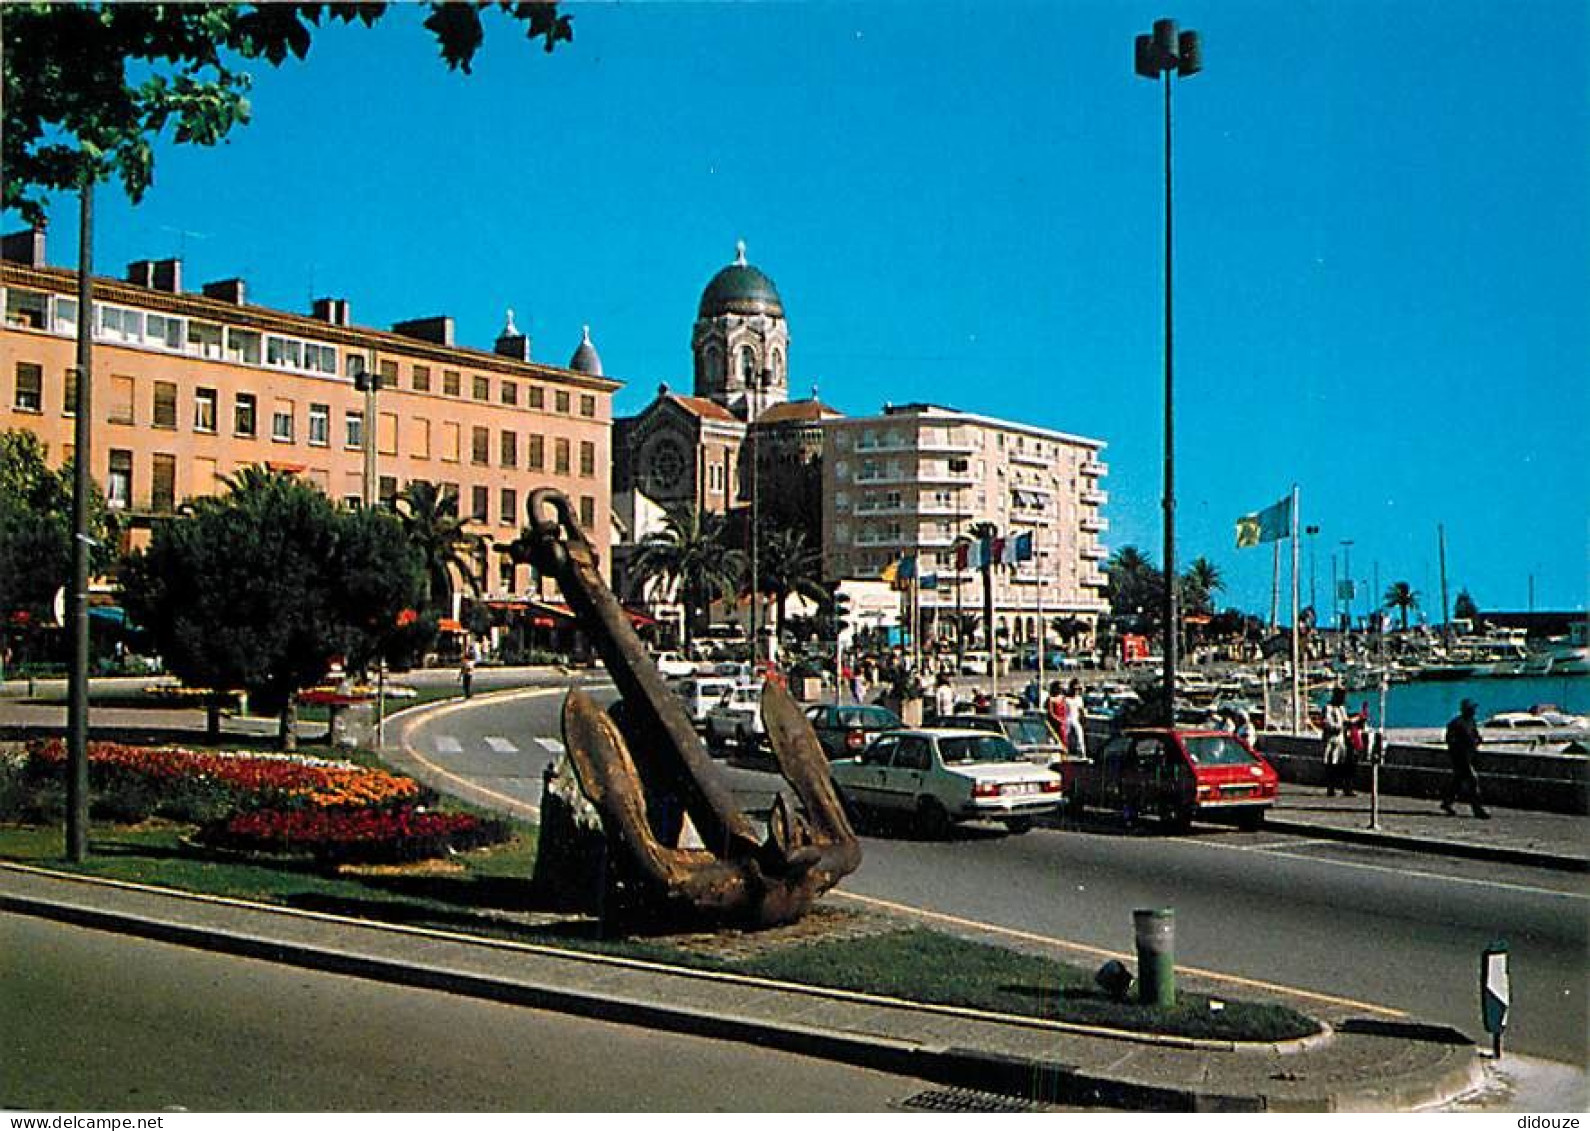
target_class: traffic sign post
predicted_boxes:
[1481,940,1510,1060]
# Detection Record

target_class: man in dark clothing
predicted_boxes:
[1441,698,1490,819]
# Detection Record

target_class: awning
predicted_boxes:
[624,607,657,627]
[438,618,465,633]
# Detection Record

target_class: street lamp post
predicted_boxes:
[1135,17,1202,725]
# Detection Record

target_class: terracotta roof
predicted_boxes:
[754,399,841,425]
[669,394,739,422]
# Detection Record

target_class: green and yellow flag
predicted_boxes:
[1235,495,1292,549]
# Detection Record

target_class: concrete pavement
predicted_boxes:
[1,673,1585,1110]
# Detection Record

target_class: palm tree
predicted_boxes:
[1180,556,1225,617]
[1106,545,1164,626]
[395,480,483,618]
[1383,581,1419,631]
[628,505,745,649]
[753,525,828,643]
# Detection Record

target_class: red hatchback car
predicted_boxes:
[1068,728,1279,831]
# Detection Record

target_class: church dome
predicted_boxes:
[698,240,783,318]
[568,325,603,376]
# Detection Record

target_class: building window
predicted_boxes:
[345,410,364,450]
[378,412,398,457]
[52,297,79,335]
[500,487,517,527]
[579,394,596,418]
[528,434,545,470]
[555,390,571,414]
[63,367,78,416]
[308,403,330,446]
[554,437,570,475]
[527,385,544,409]
[379,360,398,387]
[151,381,178,429]
[109,375,135,425]
[379,475,398,509]
[194,388,217,433]
[225,328,261,365]
[579,495,595,530]
[234,392,257,437]
[150,453,177,514]
[411,417,431,459]
[346,354,366,380]
[12,362,42,412]
[740,346,755,384]
[471,485,489,523]
[443,369,460,397]
[412,365,431,393]
[5,288,48,329]
[265,336,303,370]
[472,375,490,402]
[500,430,518,468]
[187,320,222,359]
[471,426,490,466]
[107,450,132,510]
[579,440,595,478]
[500,381,517,406]
[272,400,295,442]
[441,421,460,462]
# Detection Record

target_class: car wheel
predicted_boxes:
[916,797,952,839]
[1004,816,1034,835]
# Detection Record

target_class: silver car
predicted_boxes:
[830,727,1063,836]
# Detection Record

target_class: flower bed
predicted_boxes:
[195,805,509,864]
[17,739,507,863]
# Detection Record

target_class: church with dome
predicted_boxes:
[611,243,839,568]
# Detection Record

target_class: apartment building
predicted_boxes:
[822,403,1110,644]
[0,231,619,598]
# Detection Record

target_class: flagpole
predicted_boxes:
[1290,484,1302,736]
[1269,541,1280,631]
[1036,541,1046,693]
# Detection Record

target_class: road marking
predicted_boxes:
[483,736,518,754]
[535,737,566,756]
[433,735,463,755]
[1191,838,1588,902]
[833,890,1407,1018]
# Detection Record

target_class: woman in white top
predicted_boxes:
[1321,687,1350,796]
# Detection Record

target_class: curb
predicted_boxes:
[1261,816,1588,873]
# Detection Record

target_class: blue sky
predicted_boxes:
[12,1,1588,618]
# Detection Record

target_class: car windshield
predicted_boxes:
[835,706,900,729]
[938,735,1021,765]
[1183,735,1259,766]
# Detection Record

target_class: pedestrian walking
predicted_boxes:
[1441,698,1491,819]
[1321,687,1350,796]
[1342,701,1371,797]
[1044,680,1071,753]
[933,672,956,721]
[1064,678,1088,758]
[459,651,475,700]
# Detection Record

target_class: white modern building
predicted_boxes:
[822,403,1109,649]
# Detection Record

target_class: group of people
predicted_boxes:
[1320,687,1492,819]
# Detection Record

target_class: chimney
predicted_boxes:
[202,278,247,304]
[312,297,352,327]
[391,315,454,346]
[494,307,531,361]
[127,258,182,293]
[1,228,45,267]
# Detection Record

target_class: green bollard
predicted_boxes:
[1134,908,1176,1008]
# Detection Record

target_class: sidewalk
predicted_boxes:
[1264,783,1588,872]
[0,861,1483,1112]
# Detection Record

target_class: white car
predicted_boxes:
[830,727,1063,836]
[675,676,739,729]
[703,682,767,752]
[653,651,696,679]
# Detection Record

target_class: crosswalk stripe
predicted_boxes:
[483,736,518,754]
[433,735,462,755]
[535,737,566,755]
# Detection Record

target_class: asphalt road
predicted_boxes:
[0,911,939,1112]
[402,687,1589,1066]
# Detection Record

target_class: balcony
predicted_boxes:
[1081,542,1109,561]
[1081,488,1108,507]
[1081,458,1108,478]
[1080,514,1109,533]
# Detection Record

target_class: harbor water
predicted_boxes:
[1326,674,1590,730]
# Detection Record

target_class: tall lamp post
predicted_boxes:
[1135,17,1202,724]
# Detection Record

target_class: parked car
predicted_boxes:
[803,702,902,759]
[1070,728,1278,832]
[959,650,992,676]
[675,676,740,728]
[704,682,767,752]
[830,727,1064,836]
[653,651,696,680]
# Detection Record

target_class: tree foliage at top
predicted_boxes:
[1383,581,1420,631]
[751,524,828,642]
[3,2,571,223]
[1105,545,1165,627]
[0,429,115,623]
[119,467,423,735]
[629,505,745,648]
[394,479,483,618]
